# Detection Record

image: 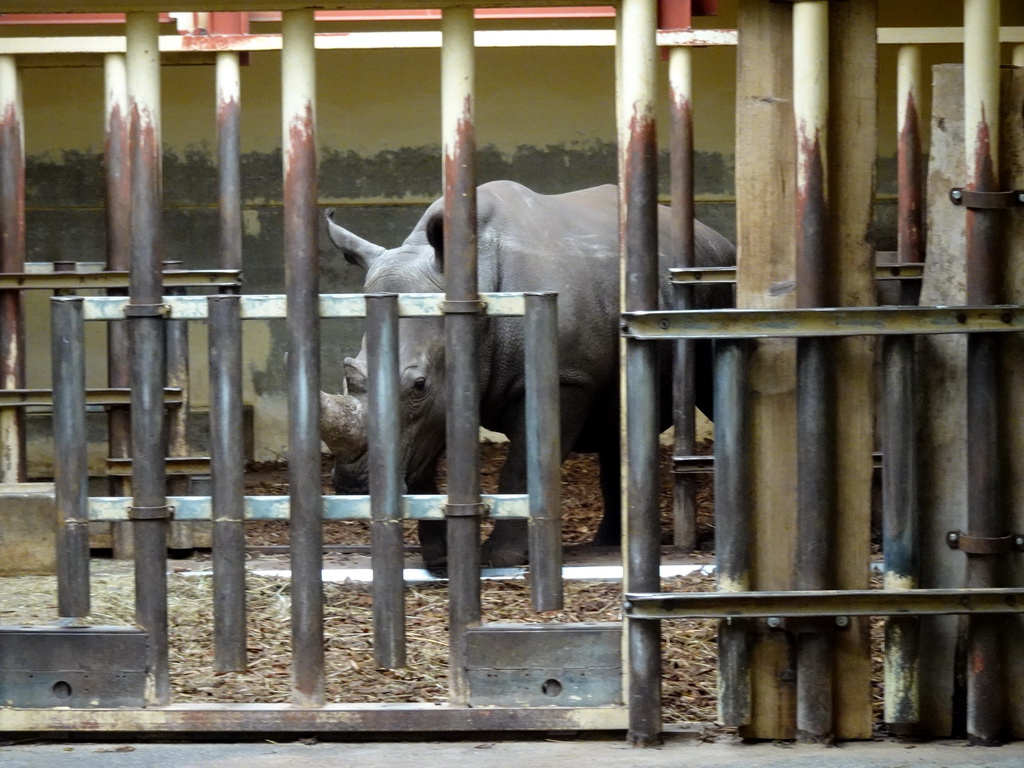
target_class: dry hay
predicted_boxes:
[0,566,720,724]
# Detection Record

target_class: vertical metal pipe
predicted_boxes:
[441,6,481,707]
[104,52,134,559]
[897,45,924,305]
[620,0,662,747]
[668,45,697,553]
[714,339,752,727]
[0,55,25,484]
[1015,45,1024,68]
[281,8,324,707]
[882,334,920,728]
[216,51,243,290]
[165,261,193,552]
[793,0,834,744]
[126,11,169,705]
[367,293,405,669]
[209,294,247,673]
[963,0,1005,746]
[52,297,90,619]
[525,291,562,613]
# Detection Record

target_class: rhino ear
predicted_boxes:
[325,209,385,270]
[425,209,445,273]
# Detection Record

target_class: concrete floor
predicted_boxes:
[4,734,1024,768]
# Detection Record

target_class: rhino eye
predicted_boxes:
[413,377,427,392]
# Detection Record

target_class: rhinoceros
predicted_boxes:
[320,180,734,570]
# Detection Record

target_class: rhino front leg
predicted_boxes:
[483,428,530,568]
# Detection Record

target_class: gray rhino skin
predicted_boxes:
[320,180,735,570]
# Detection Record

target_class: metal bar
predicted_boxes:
[51,260,76,298]
[525,291,562,612]
[208,295,247,673]
[282,7,324,708]
[623,305,1024,340]
[0,387,183,407]
[668,44,697,553]
[126,10,169,705]
[882,334,920,728]
[104,51,133,560]
[620,0,662,747]
[0,54,25,484]
[51,297,90,619]
[216,50,242,293]
[106,456,210,476]
[625,588,1024,619]
[0,269,240,290]
[165,263,193,551]
[793,0,833,743]
[366,293,405,669]
[86,493,532,523]
[897,44,924,306]
[0,704,628,734]
[441,5,481,707]
[714,339,752,727]
[671,263,926,284]
[963,0,1005,746]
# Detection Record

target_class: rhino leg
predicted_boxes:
[590,440,622,546]
[418,519,448,575]
[483,426,531,568]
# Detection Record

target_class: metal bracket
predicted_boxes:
[129,504,175,521]
[765,615,849,634]
[949,188,1024,209]
[441,299,485,314]
[946,531,1024,555]
[444,501,489,518]
[123,303,170,318]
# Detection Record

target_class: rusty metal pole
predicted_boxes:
[897,44,924,305]
[217,50,242,289]
[440,5,482,707]
[164,260,193,553]
[104,51,134,558]
[621,0,663,747]
[792,0,834,744]
[126,11,170,705]
[281,8,324,708]
[668,43,698,553]
[963,0,1005,745]
[0,54,25,484]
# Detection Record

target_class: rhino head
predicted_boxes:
[320,206,449,496]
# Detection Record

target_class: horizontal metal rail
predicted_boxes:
[623,588,1024,620]
[0,703,626,733]
[1,269,240,290]
[105,457,210,476]
[67,292,527,321]
[623,305,1024,340]
[670,262,925,285]
[0,386,182,407]
[672,451,883,474]
[87,493,530,522]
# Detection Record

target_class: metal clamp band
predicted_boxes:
[946,531,1024,555]
[444,502,489,518]
[129,505,174,521]
[441,299,485,315]
[949,189,1024,209]
[124,303,170,318]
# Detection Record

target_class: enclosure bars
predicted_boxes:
[441,6,483,707]
[620,0,662,747]
[0,54,25,484]
[667,25,698,554]
[366,293,406,669]
[792,0,835,744]
[126,12,171,705]
[209,294,247,673]
[281,8,324,707]
[962,0,1006,745]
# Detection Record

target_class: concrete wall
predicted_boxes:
[12,1,1024,468]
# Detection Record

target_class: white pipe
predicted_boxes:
[793,0,829,204]
[281,9,315,182]
[441,6,474,193]
[897,45,922,138]
[964,0,1000,179]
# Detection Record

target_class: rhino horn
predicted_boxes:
[325,209,386,270]
[320,389,368,462]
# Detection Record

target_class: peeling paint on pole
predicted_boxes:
[0,54,24,484]
[897,45,924,275]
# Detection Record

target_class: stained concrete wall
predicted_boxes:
[12,1,1024,467]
